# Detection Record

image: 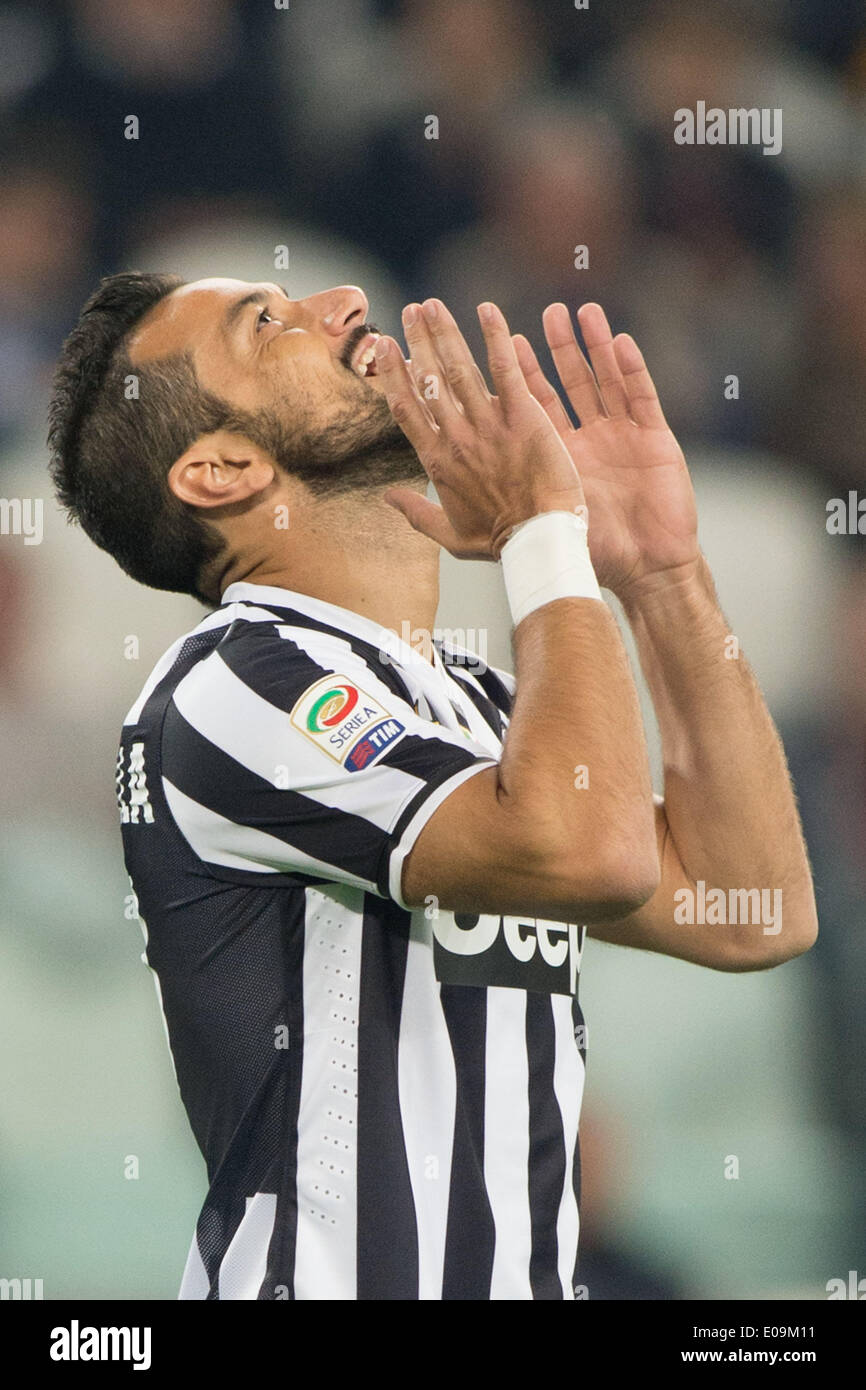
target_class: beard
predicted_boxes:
[217,340,427,498]
[267,388,426,496]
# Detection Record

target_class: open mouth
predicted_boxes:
[350,330,381,378]
[341,323,383,380]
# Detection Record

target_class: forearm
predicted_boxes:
[400,592,659,921]
[502,594,657,895]
[620,555,818,959]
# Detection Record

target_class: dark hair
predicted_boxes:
[48,271,233,606]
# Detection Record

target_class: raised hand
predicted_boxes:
[374,298,585,560]
[512,303,699,600]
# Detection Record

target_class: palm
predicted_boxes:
[513,303,699,597]
[563,413,696,593]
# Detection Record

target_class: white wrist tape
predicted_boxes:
[500,510,602,625]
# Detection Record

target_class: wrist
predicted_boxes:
[500,509,603,625]
[617,554,708,617]
[491,497,587,560]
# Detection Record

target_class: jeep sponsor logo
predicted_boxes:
[431,911,585,995]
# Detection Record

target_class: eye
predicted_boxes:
[256,306,274,330]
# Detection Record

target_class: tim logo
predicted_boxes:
[431,912,586,995]
[345,718,405,771]
[290,671,407,770]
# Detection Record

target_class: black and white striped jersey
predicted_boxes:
[117,580,587,1301]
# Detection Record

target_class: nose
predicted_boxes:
[304,285,369,336]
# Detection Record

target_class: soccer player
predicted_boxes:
[48,276,817,1300]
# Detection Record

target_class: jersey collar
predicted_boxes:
[220,580,448,680]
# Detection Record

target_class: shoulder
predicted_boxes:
[167,610,421,753]
[209,610,414,708]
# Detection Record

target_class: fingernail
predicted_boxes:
[422,298,439,321]
[478,302,494,322]
[374,336,390,358]
[402,304,418,327]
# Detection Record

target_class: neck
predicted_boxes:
[220,488,441,649]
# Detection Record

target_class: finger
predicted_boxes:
[416,298,492,424]
[575,303,629,418]
[541,303,606,425]
[512,333,573,436]
[374,334,440,456]
[476,302,528,416]
[383,487,462,551]
[401,303,466,428]
[612,333,669,429]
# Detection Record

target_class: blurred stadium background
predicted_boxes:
[0,0,864,1299]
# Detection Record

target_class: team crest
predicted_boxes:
[291,674,406,771]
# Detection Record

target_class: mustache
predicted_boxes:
[339,322,383,372]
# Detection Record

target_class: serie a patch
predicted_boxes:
[290,673,407,771]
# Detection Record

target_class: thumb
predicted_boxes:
[384,489,461,551]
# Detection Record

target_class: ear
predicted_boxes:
[168,432,276,510]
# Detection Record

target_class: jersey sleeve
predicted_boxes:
[159,620,499,905]
[489,664,516,704]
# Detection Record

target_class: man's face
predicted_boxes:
[127,277,424,492]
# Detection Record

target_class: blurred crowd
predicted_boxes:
[1,0,864,1298]
[2,0,866,498]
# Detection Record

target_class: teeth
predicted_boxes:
[354,335,380,377]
